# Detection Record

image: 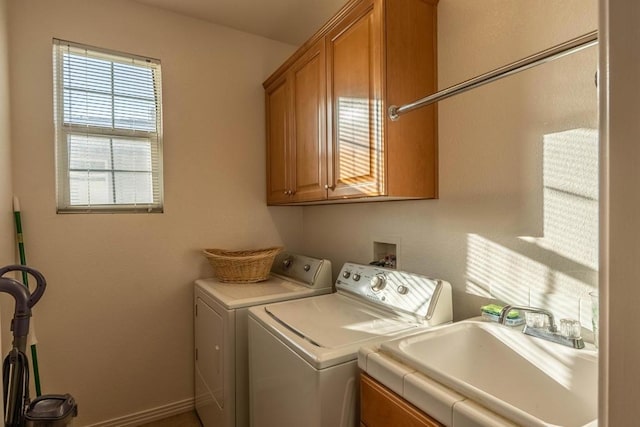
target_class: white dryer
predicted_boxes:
[194,252,332,427]
[248,262,452,427]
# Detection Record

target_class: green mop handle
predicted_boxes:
[12,196,42,397]
[13,211,28,286]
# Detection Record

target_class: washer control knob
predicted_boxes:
[353,273,361,281]
[343,271,351,279]
[370,274,387,292]
[303,264,311,272]
[282,258,293,269]
[397,285,409,295]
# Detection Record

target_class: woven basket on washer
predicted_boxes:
[202,247,283,283]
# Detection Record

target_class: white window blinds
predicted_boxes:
[53,39,164,213]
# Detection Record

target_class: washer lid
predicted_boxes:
[195,277,327,309]
[264,294,417,349]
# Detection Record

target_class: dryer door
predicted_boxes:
[196,296,225,409]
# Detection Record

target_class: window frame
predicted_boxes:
[53,39,164,213]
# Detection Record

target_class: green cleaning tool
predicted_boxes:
[12,196,42,397]
[480,303,525,326]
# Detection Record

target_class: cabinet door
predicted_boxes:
[265,75,291,204]
[290,38,328,202]
[360,373,444,427]
[326,0,384,199]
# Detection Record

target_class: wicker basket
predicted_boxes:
[202,247,283,283]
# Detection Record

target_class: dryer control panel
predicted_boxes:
[271,252,332,290]
[335,263,452,325]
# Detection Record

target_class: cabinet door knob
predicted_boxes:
[324,184,335,190]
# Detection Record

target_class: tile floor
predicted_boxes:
[139,410,202,427]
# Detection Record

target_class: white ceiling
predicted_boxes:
[134,0,348,46]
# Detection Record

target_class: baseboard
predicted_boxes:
[86,397,195,427]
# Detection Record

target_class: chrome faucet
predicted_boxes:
[498,305,557,331]
[498,305,584,349]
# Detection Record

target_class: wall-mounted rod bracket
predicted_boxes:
[389,30,598,121]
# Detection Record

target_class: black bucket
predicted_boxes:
[24,394,77,427]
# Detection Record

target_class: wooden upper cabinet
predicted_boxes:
[265,75,290,204]
[265,39,327,204]
[264,0,438,205]
[384,0,438,198]
[291,38,328,202]
[326,0,383,198]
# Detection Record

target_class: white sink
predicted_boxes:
[380,320,598,426]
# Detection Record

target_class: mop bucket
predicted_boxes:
[24,394,77,426]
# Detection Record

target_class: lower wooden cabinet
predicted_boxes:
[360,373,444,427]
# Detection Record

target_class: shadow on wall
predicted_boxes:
[465,128,598,329]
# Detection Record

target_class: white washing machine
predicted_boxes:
[248,262,452,427]
[194,252,332,427]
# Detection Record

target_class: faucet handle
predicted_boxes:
[525,309,558,333]
[526,312,555,331]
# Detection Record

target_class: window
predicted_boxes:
[53,39,164,213]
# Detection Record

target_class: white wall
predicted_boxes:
[302,0,598,323]
[0,0,12,268]
[7,0,299,424]
[0,6,11,410]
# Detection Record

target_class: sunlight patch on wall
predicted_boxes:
[465,234,535,304]
[466,234,594,323]
[526,128,599,270]
[465,129,598,324]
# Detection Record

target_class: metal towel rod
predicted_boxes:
[388,30,598,121]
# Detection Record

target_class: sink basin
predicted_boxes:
[380,320,598,426]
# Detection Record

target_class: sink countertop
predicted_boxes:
[358,318,598,427]
[358,343,519,427]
